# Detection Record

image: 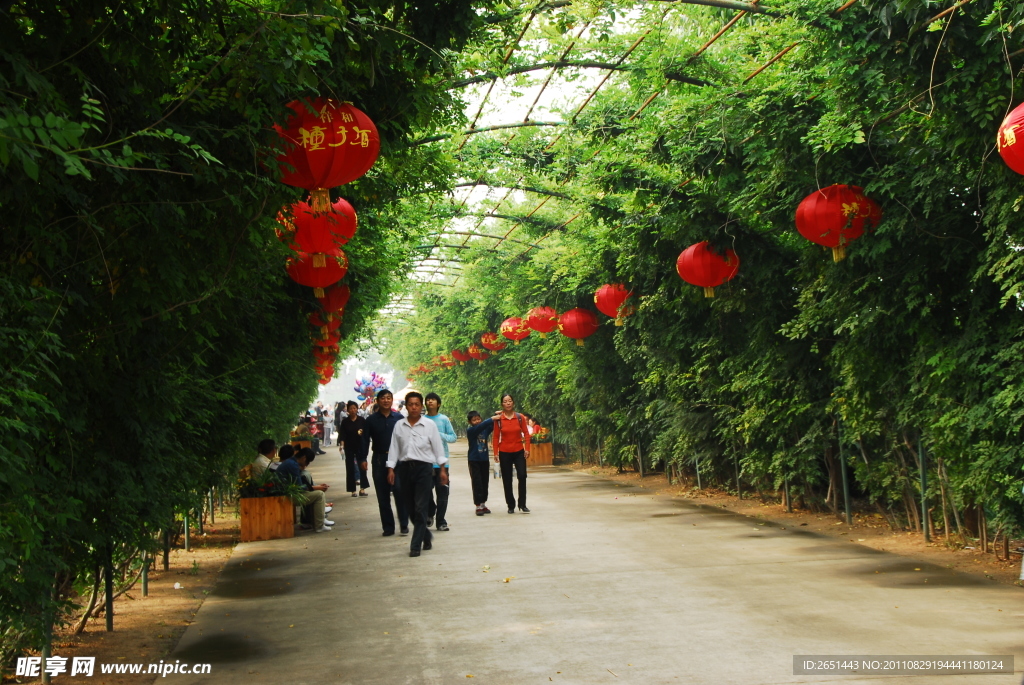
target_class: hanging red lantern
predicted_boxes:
[594,284,634,326]
[317,284,351,321]
[468,344,490,364]
[998,103,1024,175]
[480,332,507,352]
[558,308,599,346]
[274,98,380,211]
[795,185,882,262]
[286,249,348,298]
[525,306,558,339]
[314,330,341,348]
[277,197,358,254]
[451,349,471,366]
[500,316,530,345]
[309,311,342,337]
[438,354,457,369]
[675,241,740,298]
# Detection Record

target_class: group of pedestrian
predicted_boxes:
[254,388,535,558]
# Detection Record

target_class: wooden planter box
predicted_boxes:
[290,439,312,450]
[528,442,553,466]
[240,496,294,542]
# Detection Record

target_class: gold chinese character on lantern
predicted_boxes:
[329,125,348,147]
[317,106,333,123]
[299,126,327,150]
[351,126,371,147]
[1001,125,1019,149]
[841,201,861,217]
[340,112,354,123]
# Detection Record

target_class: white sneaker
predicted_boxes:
[314,526,328,533]
[325,506,333,514]
[324,519,335,526]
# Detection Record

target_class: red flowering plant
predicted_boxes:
[237,469,304,502]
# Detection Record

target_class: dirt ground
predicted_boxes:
[565,463,1024,588]
[8,509,242,685]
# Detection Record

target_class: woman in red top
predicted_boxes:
[492,393,531,513]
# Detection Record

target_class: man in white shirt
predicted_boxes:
[387,392,447,557]
[252,439,276,477]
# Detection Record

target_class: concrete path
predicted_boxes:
[170,439,1023,684]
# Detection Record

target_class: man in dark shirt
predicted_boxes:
[276,448,332,532]
[339,400,370,497]
[363,389,408,536]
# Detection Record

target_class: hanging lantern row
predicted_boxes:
[273,98,381,385]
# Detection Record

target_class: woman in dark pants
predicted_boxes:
[492,393,531,513]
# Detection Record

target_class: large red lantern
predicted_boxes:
[286,249,348,297]
[558,308,599,346]
[500,316,530,345]
[277,198,358,254]
[795,185,882,262]
[594,284,634,326]
[525,306,558,339]
[309,311,342,337]
[998,103,1024,175]
[480,332,507,352]
[275,99,380,211]
[317,284,351,321]
[451,349,471,366]
[468,344,490,364]
[675,241,740,298]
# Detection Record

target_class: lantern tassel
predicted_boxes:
[310,189,331,213]
[832,245,846,262]
[614,317,624,327]
[539,332,547,339]
[321,325,328,336]
[514,340,520,345]
[703,287,715,298]
[313,253,326,268]
[460,361,465,366]
[576,339,585,347]
[313,287,324,298]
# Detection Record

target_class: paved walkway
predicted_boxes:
[170,439,1022,684]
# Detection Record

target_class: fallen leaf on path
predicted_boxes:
[503,577,515,583]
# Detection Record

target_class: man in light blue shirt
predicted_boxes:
[424,392,457,531]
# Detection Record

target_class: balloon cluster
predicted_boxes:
[354,372,388,401]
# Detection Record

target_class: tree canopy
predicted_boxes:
[381,0,1024,553]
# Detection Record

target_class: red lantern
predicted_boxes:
[275,99,380,211]
[998,103,1024,175]
[594,284,634,326]
[525,306,558,339]
[309,311,342,337]
[314,330,341,348]
[317,284,351,320]
[438,354,457,369]
[451,349,471,366]
[558,308,599,346]
[675,241,740,298]
[500,316,530,345]
[468,344,489,364]
[277,198,358,254]
[480,332,507,352]
[795,185,882,262]
[286,249,348,298]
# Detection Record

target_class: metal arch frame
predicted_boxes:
[406,0,852,288]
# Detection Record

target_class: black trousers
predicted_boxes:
[344,445,370,492]
[371,456,408,534]
[398,460,434,552]
[499,450,527,510]
[428,469,449,526]
[468,460,490,505]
